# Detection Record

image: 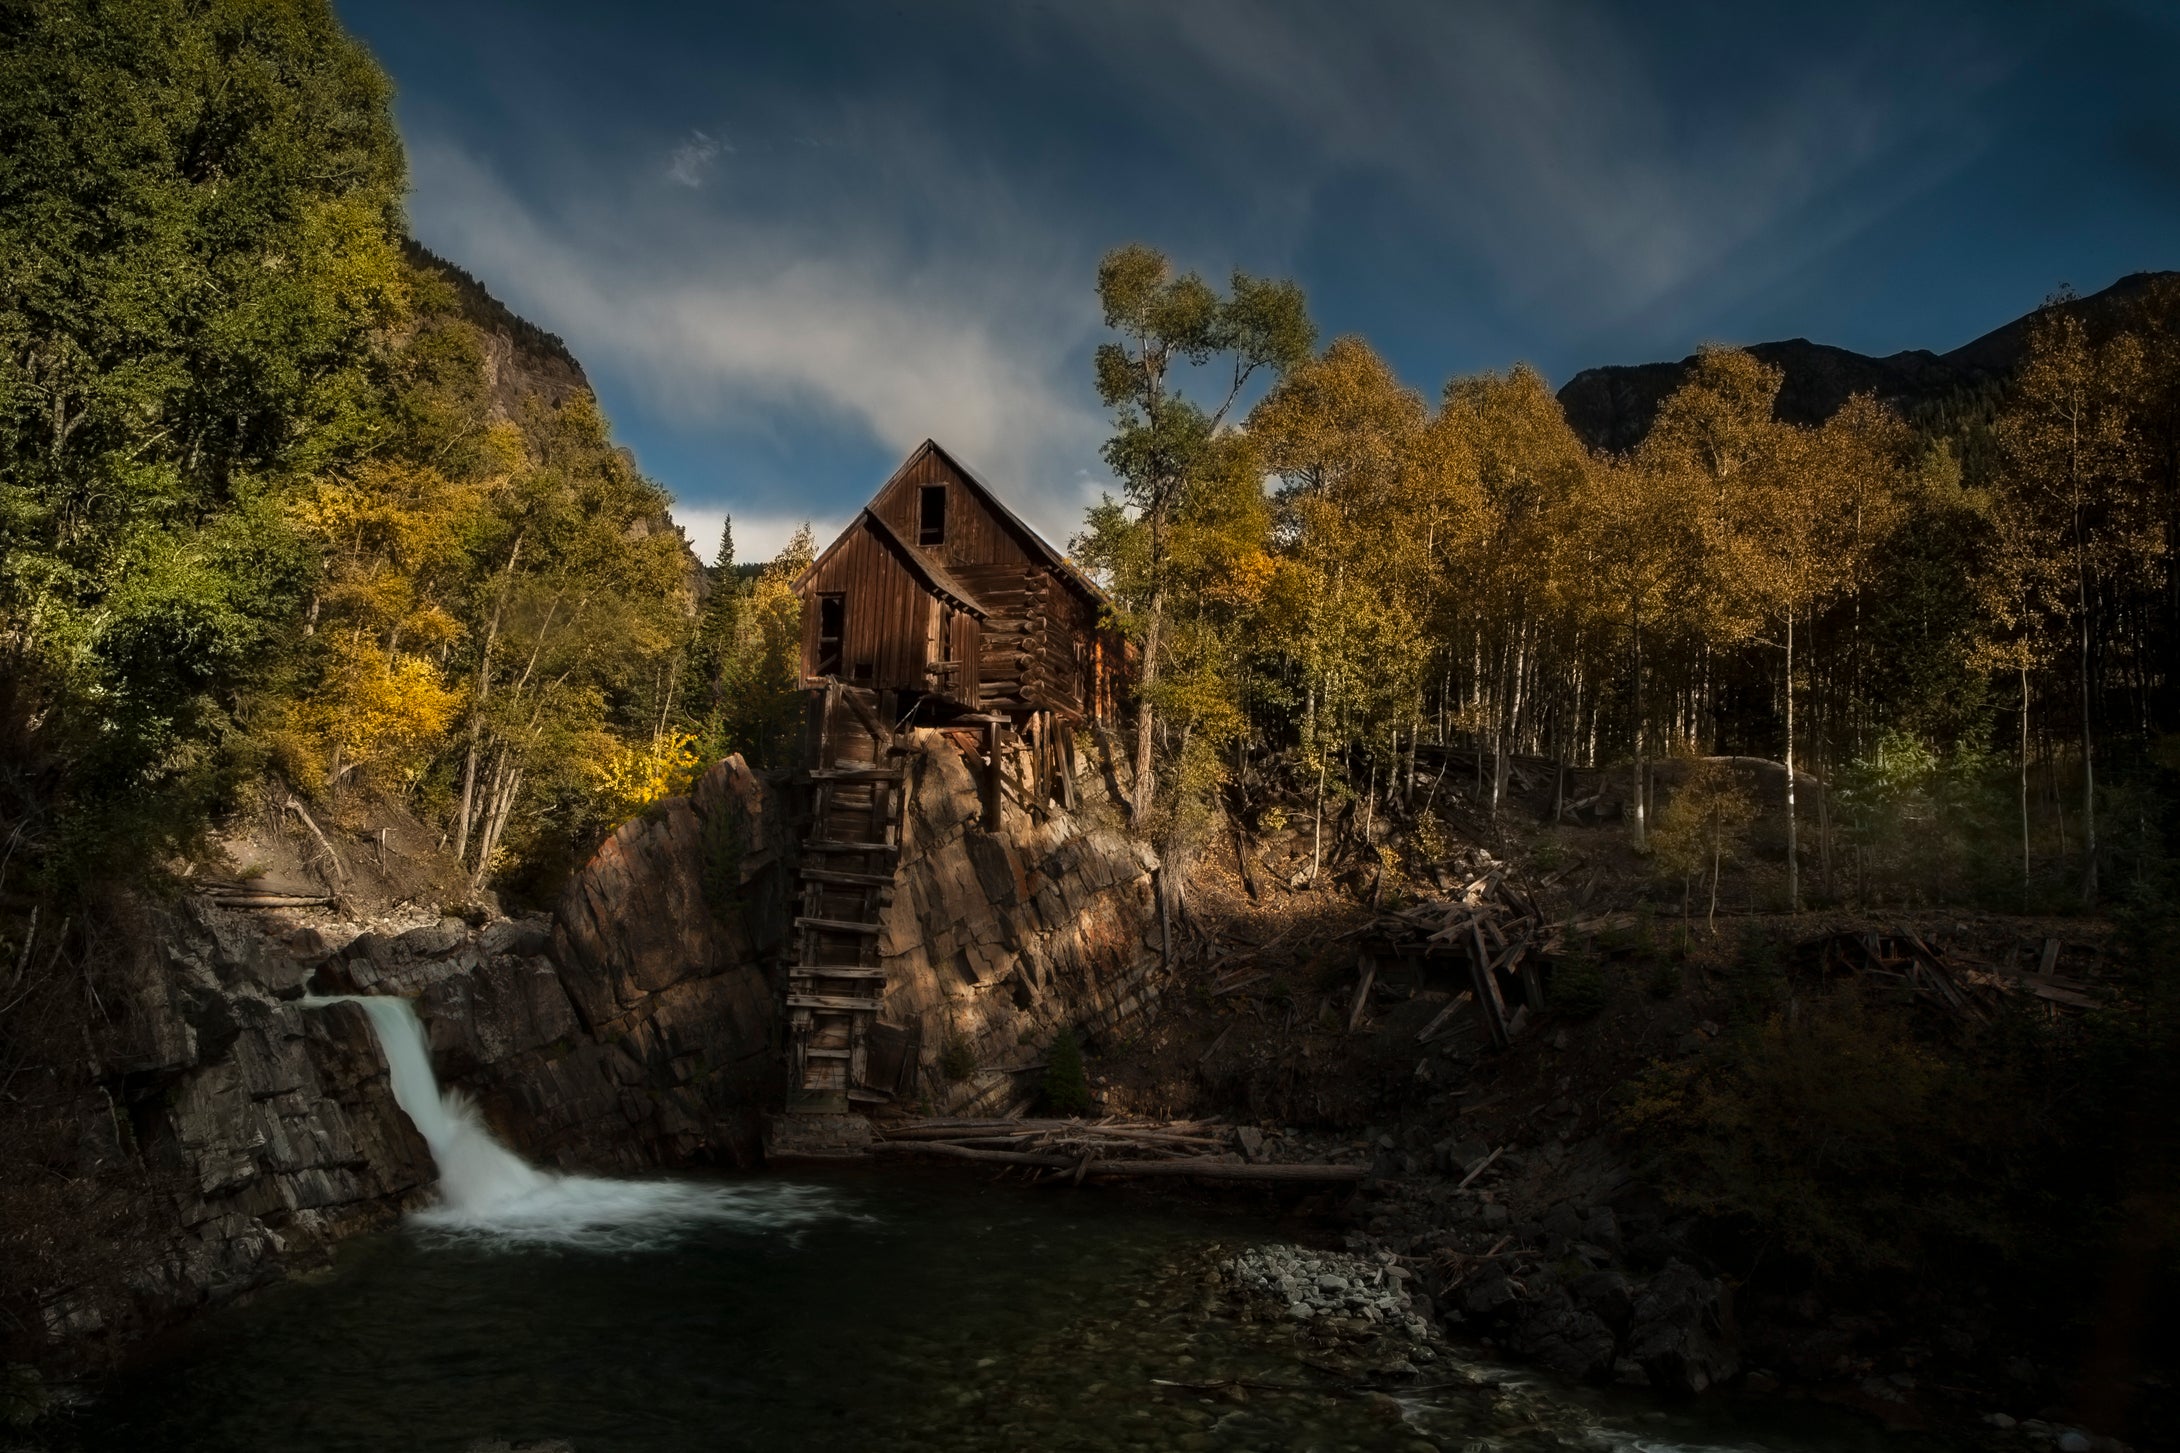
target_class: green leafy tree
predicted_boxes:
[1088,245,1312,826]
[0,0,408,880]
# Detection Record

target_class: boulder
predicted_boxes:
[1626,1259,1740,1393]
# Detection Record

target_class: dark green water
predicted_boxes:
[67,1168,1925,1453]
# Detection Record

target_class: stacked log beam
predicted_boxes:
[870,1116,1366,1184]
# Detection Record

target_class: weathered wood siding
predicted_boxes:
[799,524,935,690]
[867,449,1034,573]
[796,440,1121,722]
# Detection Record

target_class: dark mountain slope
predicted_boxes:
[1557,270,2178,452]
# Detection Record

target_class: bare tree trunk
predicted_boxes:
[2077,551,2099,906]
[1309,754,1327,884]
[1785,610,1800,912]
[1130,587,1165,827]
[2020,664,2033,899]
[1630,604,1648,850]
[455,534,523,866]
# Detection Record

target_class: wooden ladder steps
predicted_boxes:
[804,1047,853,1060]
[796,915,882,935]
[797,867,895,888]
[803,840,898,855]
[791,966,888,981]
[787,992,886,1012]
[805,767,905,782]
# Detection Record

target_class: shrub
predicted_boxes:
[1042,1027,1092,1116]
[938,1034,977,1082]
[1550,955,1610,1019]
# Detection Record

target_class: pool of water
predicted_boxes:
[65,1167,1942,1453]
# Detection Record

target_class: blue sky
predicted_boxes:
[338,0,2180,564]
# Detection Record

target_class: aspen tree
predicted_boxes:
[1089,246,1313,826]
[1995,310,2154,905]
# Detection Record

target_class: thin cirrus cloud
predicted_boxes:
[665,129,724,188]
[1062,0,2011,337]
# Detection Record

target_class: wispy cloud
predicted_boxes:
[1059,0,2008,331]
[406,132,1112,548]
[669,504,836,569]
[665,129,724,187]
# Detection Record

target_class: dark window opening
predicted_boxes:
[919,485,947,546]
[851,661,874,683]
[940,604,955,662]
[817,593,845,676]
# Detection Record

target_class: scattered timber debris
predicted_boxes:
[1345,862,1559,1050]
[871,1117,1367,1184]
[1811,929,2111,1018]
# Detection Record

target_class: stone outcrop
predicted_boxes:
[315,755,790,1171]
[872,730,1164,1115]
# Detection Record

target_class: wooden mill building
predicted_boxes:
[775,440,1127,1117]
[793,439,1124,730]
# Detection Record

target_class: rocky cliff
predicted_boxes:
[25,735,1165,1369]
[872,729,1165,1115]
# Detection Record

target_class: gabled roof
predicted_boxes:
[796,506,989,617]
[857,508,989,617]
[882,439,1107,608]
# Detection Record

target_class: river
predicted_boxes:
[67,1165,1941,1453]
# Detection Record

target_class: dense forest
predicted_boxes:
[1079,245,2180,919]
[0,0,812,930]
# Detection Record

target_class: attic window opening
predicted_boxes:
[919,485,947,546]
[817,593,845,676]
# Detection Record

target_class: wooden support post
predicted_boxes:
[982,717,1002,831]
[1058,725,1079,811]
[1468,920,1511,1049]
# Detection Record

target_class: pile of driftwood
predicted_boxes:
[871,1116,1366,1184]
[1816,929,2108,1020]
[1352,865,1561,1050]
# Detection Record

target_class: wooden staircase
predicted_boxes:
[783,683,903,1114]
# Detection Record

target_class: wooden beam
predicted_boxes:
[787,992,886,1012]
[795,916,883,934]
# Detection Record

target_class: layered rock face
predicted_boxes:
[317,755,790,1171]
[873,730,1165,1114]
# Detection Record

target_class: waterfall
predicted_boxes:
[307,994,832,1248]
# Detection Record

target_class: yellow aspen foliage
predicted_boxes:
[590,728,705,819]
[302,642,464,788]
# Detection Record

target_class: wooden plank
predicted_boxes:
[787,992,885,1012]
[796,915,882,934]
[1347,955,1378,1032]
[1416,990,1474,1044]
[791,966,888,981]
[803,840,899,855]
[797,867,895,888]
[805,767,905,783]
[1468,921,1511,1049]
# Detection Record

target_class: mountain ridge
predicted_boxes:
[1556,269,2179,452]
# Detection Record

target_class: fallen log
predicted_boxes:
[1081,1159,1366,1183]
[868,1137,1365,1182]
[203,893,336,908]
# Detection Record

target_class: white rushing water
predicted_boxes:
[307,994,835,1250]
